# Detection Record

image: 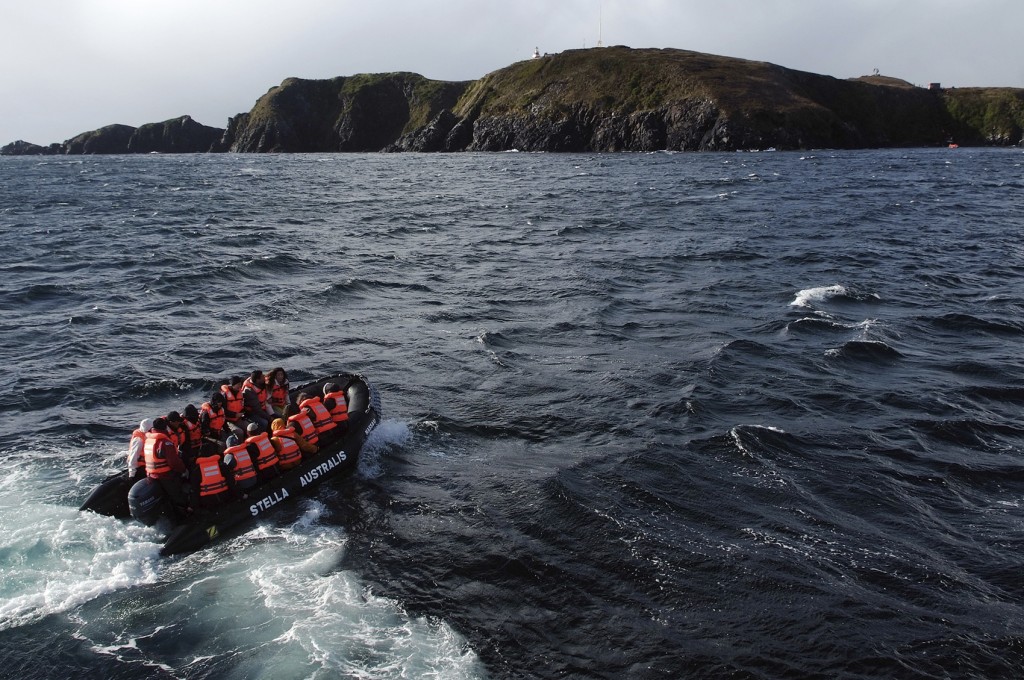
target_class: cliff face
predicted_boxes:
[64,124,137,154]
[127,116,225,153]
[224,73,470,152]
[4,47,1023,155]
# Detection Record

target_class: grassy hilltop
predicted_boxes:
[439,46,1023,151]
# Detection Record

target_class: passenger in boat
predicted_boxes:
[285,403,320,448]
[182,405,204,457]
[220,376,245,432]
[242,370,275,433]
[200,393,229,444]
[323,383,349,433]
[245,422,280,483]
[270,417,309,470]
[166,411,191,461]
[222,435,258,496]
[298,392,337,439]
[267,367,291,416]
[127,418,154,483]
[145,417,191,518]
[192,443,231,509]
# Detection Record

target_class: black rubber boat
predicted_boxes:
[80,373,381,556]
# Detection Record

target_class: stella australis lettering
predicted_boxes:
[299,451,347,488]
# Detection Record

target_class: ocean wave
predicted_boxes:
[927,313,1024,336]
[785,317,876,334]
[728,424,793,457]
[825,340,903,362]
[318,278,435,300]
[911,418,1024,450]
[961,385,1024,404]
[791,284,847,308]
[790,284,880,309]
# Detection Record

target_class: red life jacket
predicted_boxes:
[288,411,319,446]
[221,385,243,422]
[184,419,203,451]
[300,397,336,435]
[242,377,269,414]
[144,431,174,477]
[224,442,257,483]
[270,381,289,410]
[272,425,302,469]
[245,432,279,471]
[129,428,147,470]
[324,389,349,425]
[196,454,228,497]
[201,401,226,433]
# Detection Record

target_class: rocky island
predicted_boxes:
[4,47,1023,154]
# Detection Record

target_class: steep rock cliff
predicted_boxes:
[225,73,470,152]
[127,115,225,153]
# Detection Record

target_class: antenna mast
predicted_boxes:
[597,3,604,47]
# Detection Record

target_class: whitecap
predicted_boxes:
[790,283,846,308]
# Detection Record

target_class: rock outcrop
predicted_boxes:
[224,74,470,152]
[127,115,225,153]
[5,47,1023,154]
[3,116,225,155]
[0,140,62,155]
[63,124,137,154]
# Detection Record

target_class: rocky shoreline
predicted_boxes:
[5,47,1023,155]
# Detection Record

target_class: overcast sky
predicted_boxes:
[2,0,1022,146]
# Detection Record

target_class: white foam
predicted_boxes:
[0,504,163,631]
[359,419,412,479]
[159,502,485,679]
[791,284,846,308]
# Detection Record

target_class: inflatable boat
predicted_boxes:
[80,373,381,556]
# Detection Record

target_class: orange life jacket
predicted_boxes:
[129,428,147,470]
[272,425,302,469]
[324,389,349,425]
[221,385,243,422]
[183,419,203,450]
[223,442,257,483]
[166,423,185,449]
[270,381,289,410]
[242,377,269,414]
[245,432,279,471]
[201,401,226,433]
[300,397,336,435]
[144,431,174,477]
[196,454,228,497]
[288,411,319,446]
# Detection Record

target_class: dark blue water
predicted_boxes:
[1,149,1023,679]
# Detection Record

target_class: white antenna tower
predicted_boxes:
[597,3,604,47]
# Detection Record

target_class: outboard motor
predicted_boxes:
[128,477,167,526]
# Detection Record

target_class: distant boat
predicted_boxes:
[948,143,959,149]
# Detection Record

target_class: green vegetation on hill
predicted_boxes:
[943,88,1024,144]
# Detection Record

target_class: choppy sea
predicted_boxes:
[1,148,1023,679]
